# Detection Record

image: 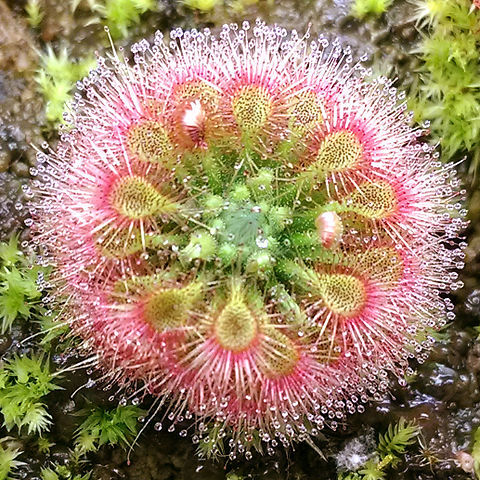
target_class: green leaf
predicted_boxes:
[40,467,60,480]
[357,459,386,480]
[0,355,60,435]
[0,237,22,266]
[378,418,419,457]
[0,438,25,480]
[0,262,44,332]
[74,405,145,452]
[36,310,70,345]
[22,403,52,435]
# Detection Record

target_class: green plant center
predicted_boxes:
[221,203,266,247]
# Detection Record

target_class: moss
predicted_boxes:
[410,0,480,176]
[25,0,44,28]
[35,47,96,124]
[0,236,44,333]
[183,0,220,11]
[0,355,62,435]
[351,0,392,18]
[95,0,157,40]
[337,419,420,479]
[74,405,145,453]
[0,438,25,480]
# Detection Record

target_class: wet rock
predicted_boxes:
[92,465,126,480]
[447,331,473,368]
[467,341,480,374]
[465,290,480,317]
[420,363,458,399]
[0,72,43,239]
[50,444,72,465]
[0,171,29,240]
[0,72,44,162]
[0,334,12,355]
[0,3,44,238]
[415,358,479,410]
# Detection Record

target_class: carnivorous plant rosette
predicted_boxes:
[31,21,467,458]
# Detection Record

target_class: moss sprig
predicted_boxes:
[351,0,392,19]
[73,405,145,453]
[0,236,44,333]
[0,438,25,480]
[337,419,420,480]
[93,0,156,40]
[0,355,62,435]
[25,0,44,28]
[35,47,96,124]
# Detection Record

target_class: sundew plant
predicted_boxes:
[31,21,466,459]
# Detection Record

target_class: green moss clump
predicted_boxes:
[183,0,220,12]
[351,0,392,18]
[35,47,96,124]
[96,0,156,39]
[0,355,61,435]
[0,438,25,480]
[0,236,43,333]
[410,0,480,175]
[74,405,145,453]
